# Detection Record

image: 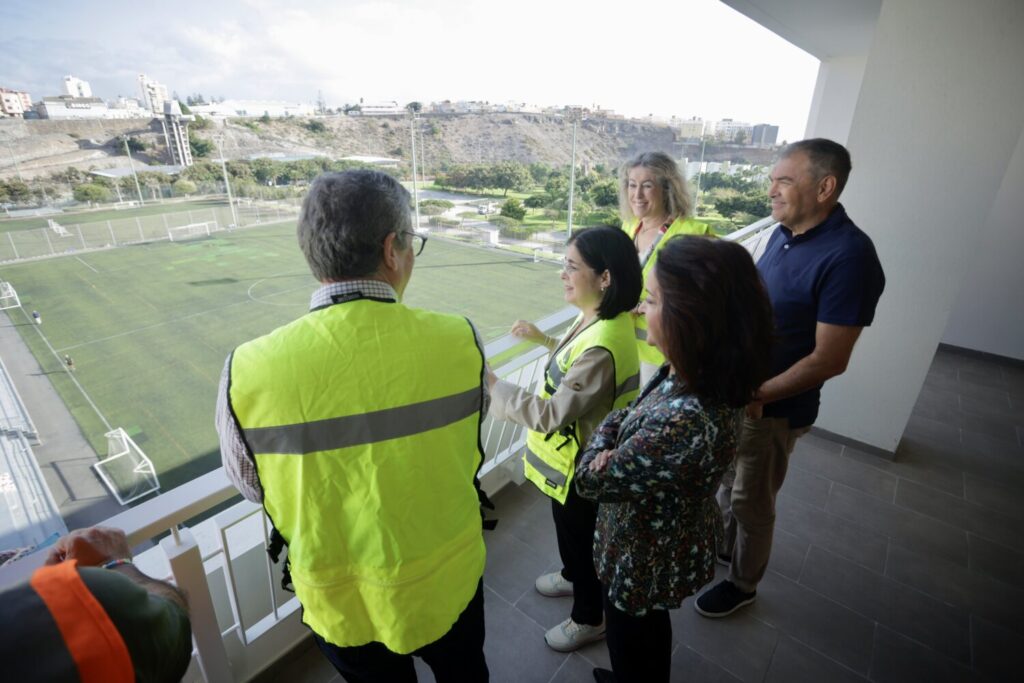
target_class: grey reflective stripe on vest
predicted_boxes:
[634,327,647,342]
[546,353,565,390]
[615,373,640,399]
[524,447,568,488]
[243,386,481,455]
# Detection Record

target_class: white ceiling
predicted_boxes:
[721,0,883,60]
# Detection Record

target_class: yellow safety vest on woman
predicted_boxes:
[623,216,711,366]
[523,312,639,504]
[229,296,487,654]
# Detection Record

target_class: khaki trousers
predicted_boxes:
[717,416,810,593]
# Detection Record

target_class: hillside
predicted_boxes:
[0,113,778,180]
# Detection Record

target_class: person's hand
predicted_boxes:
[45,526,131,567]
[510,320,546,345]
[745,400,764,420]
[588,449,616,472]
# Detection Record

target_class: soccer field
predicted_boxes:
[1,222,565,491]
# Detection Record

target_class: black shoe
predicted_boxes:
[715,552,732,567]
[694,580,756,618]
[593,668,617,683]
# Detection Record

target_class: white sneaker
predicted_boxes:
[535,571,573,597]
[544,617,606,652]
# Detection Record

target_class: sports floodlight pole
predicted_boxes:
[693,135,707,215]
[566,114,578,243]
[410,113,421,231]
[122,136,145,205]
[213,138,239,229]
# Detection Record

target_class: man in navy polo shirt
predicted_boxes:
[696,138,885,617]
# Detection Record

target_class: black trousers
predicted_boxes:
[603,591,671,683]
[313,580,489,683]
[551,483,603,625]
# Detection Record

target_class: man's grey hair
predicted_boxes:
[780,138,853,198]
[297,170,412,281]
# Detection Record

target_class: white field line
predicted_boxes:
[74,255,99,273]
[21,306,112,431]
[55,297,257,353]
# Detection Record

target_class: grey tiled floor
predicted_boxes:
[267,347,1023,682]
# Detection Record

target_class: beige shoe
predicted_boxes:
[535,571,573,597]
[544,617,606,652]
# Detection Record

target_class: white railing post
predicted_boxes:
[161,527,234,683]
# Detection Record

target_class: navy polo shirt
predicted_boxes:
[758,204,885,428]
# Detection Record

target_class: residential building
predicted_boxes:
[190,99,315,118]
[62,75,92,98]
[675,116,707,139]
[711,118,754,143]
[0,88,32,117]
[35,96,108,119]
[138,73,169,114]
[751,123,780,147]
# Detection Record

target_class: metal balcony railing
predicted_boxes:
[0,216,778,682]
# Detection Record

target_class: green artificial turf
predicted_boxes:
[1,221,565,491]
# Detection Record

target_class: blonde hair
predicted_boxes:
[618,151,693,224]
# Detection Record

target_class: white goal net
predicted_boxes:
[0,281,21,310]
[47,219,71,237]
[168,221,215,242]
[93,428,161,505]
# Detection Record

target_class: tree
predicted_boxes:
[125,136,146,153]
[500,197,527,220]
[591,179,619,207]
[304,119,327,134]
[172,179,197,196]
[260,113,271,124]
[1,179,32,203]
[73,183,111,204]
[528,162,550,185]
[491,161,531,196]
[523,194,547,208]
[406,101,422,114]
[188,131,213,158]
[734,130,748,145]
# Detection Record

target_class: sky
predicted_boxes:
[1,0,820,142]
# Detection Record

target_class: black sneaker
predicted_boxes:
[694,580,756,617]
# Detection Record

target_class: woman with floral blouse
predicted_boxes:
[576,236,775,683]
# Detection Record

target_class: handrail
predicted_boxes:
[0,213,781,680]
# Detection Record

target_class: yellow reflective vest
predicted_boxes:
[623,217,712,365]
[523,312,639,503]
[229,297,487,654]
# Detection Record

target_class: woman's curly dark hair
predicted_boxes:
[653,236,774,406]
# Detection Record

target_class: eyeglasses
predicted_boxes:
[401,230,428,256]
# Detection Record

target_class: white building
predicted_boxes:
[34,96,151,120]
[675,117,707,139]
[710,118,754,143]
[0,88,32,117]
[352,101,405,116]
[138,74,169,114]
[62,75,92,98]
[190,99,315,118]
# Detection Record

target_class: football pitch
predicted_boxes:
[1,221,564,492]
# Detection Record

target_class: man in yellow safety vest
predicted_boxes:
[216,170,491,682]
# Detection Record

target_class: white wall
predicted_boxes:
[941,127,1024,361]
[815,0,1024,452]
[804,54,868,144]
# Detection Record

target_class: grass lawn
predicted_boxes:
[2,221,564,491]
[0,198,232,233]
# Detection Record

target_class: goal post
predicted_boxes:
[0,281,21,310]
[167,221,215,242]
[93,428,160,505]
[47,219,71,237]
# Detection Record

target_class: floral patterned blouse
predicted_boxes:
[575,366,740,616]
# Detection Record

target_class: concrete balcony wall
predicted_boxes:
[798,0,1024,453]
[941,125,1024,362]
[804,54,868,144]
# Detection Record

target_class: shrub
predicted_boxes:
[172,179,198,196]
[500,197,527,221]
